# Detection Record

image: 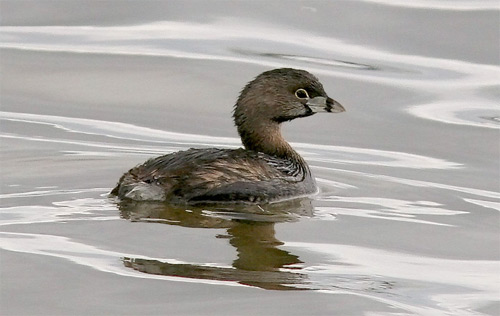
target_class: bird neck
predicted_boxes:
[237,120,305,165]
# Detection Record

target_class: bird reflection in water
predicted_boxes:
[117,199,314,290]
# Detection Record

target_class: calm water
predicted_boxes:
[1,1,499,315]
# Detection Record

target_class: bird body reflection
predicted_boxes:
[118,199,313,290]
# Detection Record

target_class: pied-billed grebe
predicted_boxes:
[111,68,345,204]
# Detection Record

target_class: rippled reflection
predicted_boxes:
[0,111,463,169]
[118,199,312,290]
[233,50,381,71]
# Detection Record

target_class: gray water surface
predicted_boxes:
[1,1,499,315]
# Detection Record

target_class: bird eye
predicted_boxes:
[295,88,309,99]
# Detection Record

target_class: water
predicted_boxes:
[1,1,499,315]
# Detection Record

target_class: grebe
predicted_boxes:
[111,68,345,204]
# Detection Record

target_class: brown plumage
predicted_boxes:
[111,68,345,204]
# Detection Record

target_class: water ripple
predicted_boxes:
[2,19,498,130]
[0,111,462,169]
[1,21,498,86]
[315,197,468,226]
[355,0,499,11]
[1,231,496,315]
[286,241,499,315]
[0,196,117,226]
[0,232,243,287]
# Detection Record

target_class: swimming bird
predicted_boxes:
[111,68,345,204]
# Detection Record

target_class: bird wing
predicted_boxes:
[122,148,304,203]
